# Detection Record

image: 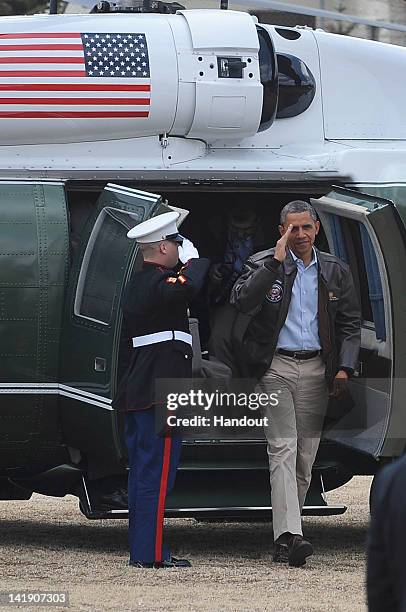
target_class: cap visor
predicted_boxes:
[127,226,140,239]
[166,232,183,244]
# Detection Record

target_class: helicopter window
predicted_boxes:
[323,213,386,341]
[74,207,141,325]
[358,224,386,341]
[322,212,348,263]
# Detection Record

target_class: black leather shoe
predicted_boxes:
[129,557,191,569]
[273,543,289,563]
[129,561,155,568]
[155,557,191,568]
[98,487,128,510]
[288,535,313,567]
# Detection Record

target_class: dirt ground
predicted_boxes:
[0,476,372,611]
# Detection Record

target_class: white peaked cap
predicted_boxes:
[127,211,181,243]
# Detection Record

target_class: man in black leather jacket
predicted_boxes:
[231,200,360,567]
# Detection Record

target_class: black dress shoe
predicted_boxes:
[129,557,191,569]
[273,543,289,563]
[288,535,313,567]
[98,488,128,510]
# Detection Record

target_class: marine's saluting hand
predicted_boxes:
[178,238,199,264]
[274,224,293,263]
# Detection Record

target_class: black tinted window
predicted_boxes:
[76,207,142,324]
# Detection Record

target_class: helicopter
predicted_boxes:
[0,0,405,521]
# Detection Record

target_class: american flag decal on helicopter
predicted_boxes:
[0,32,151,118]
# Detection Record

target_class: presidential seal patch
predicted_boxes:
[267,280,283,303]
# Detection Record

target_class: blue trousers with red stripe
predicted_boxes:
[125,409,182,563]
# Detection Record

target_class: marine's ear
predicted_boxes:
[159,241,168,254]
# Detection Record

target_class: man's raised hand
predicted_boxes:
[274,224,293,263]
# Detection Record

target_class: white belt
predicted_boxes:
[132,330,193,348]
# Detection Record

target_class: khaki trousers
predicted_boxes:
[256,354,328,542]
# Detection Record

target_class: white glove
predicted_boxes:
[178,238,199,264]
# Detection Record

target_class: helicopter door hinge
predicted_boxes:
[160,133,169,149]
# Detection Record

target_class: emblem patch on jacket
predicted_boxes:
[266,280,283,303]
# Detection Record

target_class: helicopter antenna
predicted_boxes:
[49,0,58,13]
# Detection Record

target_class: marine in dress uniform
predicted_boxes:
[118,211,209,568]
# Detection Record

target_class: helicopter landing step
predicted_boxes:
[78,474,347,520]
[78,494,347,521]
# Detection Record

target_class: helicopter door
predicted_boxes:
[59,184,187,473]
[311,187,406,460]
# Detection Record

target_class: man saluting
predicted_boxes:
[231,200,360,567]
[118,211,209,568]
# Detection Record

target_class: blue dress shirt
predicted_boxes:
[276,248,321,351]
